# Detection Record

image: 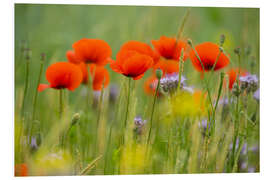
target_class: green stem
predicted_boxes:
[211,72,224,134]
[97,82,105,130]
[190,46,214,113]
[124,78,131,130]
[59,89,63,119]
[95,82,105,156]
[147,77,160,145]
[21,58,30,117]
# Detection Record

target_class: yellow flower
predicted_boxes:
[120,143,148,174]
[31,148,73,176]
[170,90,207,118]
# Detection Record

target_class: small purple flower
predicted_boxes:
[109,84,119,103]
[134,116,146,136]
[248,166,256,173]
[239,74,259,93]
[253,88,259,101]
[198,119,212,135]
[160,73,186,94]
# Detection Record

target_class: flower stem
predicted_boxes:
[211,72,225,135]
[59,89,64,119]
[190,45,214,112]
[124,78,131,131]
[147,77,160,145]
[95,82,105,156]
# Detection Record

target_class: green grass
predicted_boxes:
[15,4,259,176]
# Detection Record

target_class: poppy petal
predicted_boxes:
[38,84,51,92]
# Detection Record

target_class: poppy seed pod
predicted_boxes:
[41,53,46,61]
[155,68,163,79]
[220,34,225,46]
[187,39,193,46]
[234,47,241,55]
[25,48,32,60]
[71,113,80,126]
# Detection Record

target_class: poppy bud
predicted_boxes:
[220,34,225,46]
[187,39,193,46]
[232,83,241,97]
[25,48,32,60]
[245,45,251,56]
[20,40,27,53]
[71,113,80,126]
[155,68,163,80]
[234,47,241,55]
[219,47,224,53]
[41,53,46,61]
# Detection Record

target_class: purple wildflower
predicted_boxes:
[160,73,186,94]
[239,74,259,93]
[253,88,259,101]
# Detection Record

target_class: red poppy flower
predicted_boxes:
[72,38,112,66]
[66,50,89,84]
[116,40,159,65]
[38,62,83,92]
[89,64,110,91]
[226,68,248,89]
[189,42,230,72]
[152,36,188,61]
[15,163,28,176]
[110,41,154,80]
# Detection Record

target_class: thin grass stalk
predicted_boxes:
[30,53,45,140]
[79,155,103,175]
[176,8,191,41]
[178,50,184,91]
[231,52,242,171]
[147,77,160,145]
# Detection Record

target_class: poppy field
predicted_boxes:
[14,4,260,176]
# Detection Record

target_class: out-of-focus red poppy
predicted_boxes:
[66,50,81,64]
[152,36,188,61]
[189,42,230,72]
[38,62,83,92]
[89,64,110,91]
[72,38,112,66]
[226,68,248,89]
[15,163,28,176]
[144,75,158,95]
[153,59,179,76]
[110,41,154,80]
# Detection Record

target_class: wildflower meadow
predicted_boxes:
[14,4,259,176]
